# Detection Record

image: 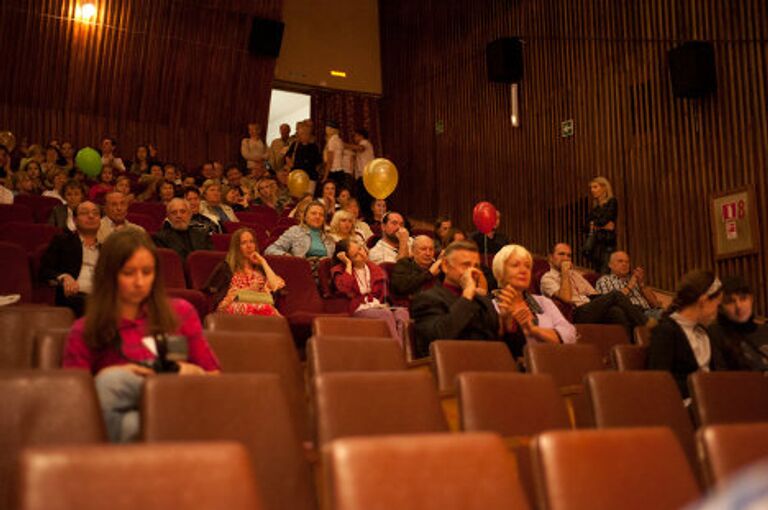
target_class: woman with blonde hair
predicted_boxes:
[492,244,576,356]
[328,209,362,243]
[205,227,284,316]
[584,176,618,273]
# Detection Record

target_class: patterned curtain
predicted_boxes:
[310,89,381,156]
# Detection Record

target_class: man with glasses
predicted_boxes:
[40,201,102,316]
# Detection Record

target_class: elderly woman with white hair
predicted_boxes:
[493,244,576,356]
[328,209,364,243]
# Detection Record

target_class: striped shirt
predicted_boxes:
[595,273,650,310]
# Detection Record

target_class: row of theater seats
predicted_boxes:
[3,308,768,507]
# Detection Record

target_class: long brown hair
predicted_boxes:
[225,227,260,273]
[83,230,177,350]
[667,269,722,315]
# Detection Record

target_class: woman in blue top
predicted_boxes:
[265,201,335,278]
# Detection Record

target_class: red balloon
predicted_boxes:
[473,201,498,235]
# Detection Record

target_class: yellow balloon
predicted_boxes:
[363,158,398,199]
[287,169,310,198]
[0,131,16,152]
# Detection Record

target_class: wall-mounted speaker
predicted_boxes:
[486,38,523,83]
[248,17,284,58]
[668,41,716,99]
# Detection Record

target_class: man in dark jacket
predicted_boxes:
[411,241,499,358]
[39,201,101,316]
[391,235,441,298]
[153,198,212,261]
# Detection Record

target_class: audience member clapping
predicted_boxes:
[100,137,126,173]
[596,251,663,320]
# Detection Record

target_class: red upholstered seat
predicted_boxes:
[0,222,60,255]
[128,201,167,219]
[530,257,550,294]
[165,290,208,319]
[0,204,34,224]
[211,233,232,252]
[186,250,226,291]
[13,195,62,224]
[126,212,162,233]
[239,206,279,229]
[0,242,33,303]
[155,248,186,288]
[316,257,350,313]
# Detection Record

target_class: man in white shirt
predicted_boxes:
[323,121,345,184]
[540,242,652,333]
[96,191,145,244]
[269,123,291,172]
[369,212,412,264]
[101,137,126,172]
[352,128,374,180]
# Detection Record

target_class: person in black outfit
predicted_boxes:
[152,198,212,261]
[647,270,737,399]
[411,241,499,358]
[470,209,510,257]
[183,187,220,235]
[585,176,618,273]
[48,179,85,232]
[709,276,768,371]
[285,123,322,192]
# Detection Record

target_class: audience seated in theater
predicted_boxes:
[62,229,220,442]
[331,238,409,347]
[269,122,291,172]
[200,179,239,225]
[391,235,442,298]
[648,270,737,399]
[88,164,115,203]
[288,193,314,222]
[241,122,269,173]
[41,144,65,177]
[97,191,145,244]
[128,144,151,175]
[13,170,37,196]
[328,210,364,243]
[433,216,453,254]
[367,198,387,230]
[0,180,12,204]
[492,244,576,357]
[205,227,284,316]
[470,209,509,256]
[113,175,136,204]
[540,242,652,335]
[222,184,248,212]
[584,176,618,273]
[152,198,213,261]
[369,212,412,264]
[157,180,177,206]
[274,167,292,205]
[708,276,768,371]
[199,161,216,183]
[252,175,287,212]
[100,136,126,173]
[319,179,339,217]
[163,163,181,186]
[336,186,351,209]
[184,187,221,235]
[42,168,69,203]
[596,251,663,320]
[20,143,44,172]
[60,140,75,171]
[23,160,44,194]
[411,241,497,358]
[265,199,335,275]
[342,197,374,241]
[285,122,322,194]
[0,144,13,181]
[48,179,85,231]
[39,201,102,317]
[242,158,268,192]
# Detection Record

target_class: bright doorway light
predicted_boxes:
[267,89,311,144]
[75,3,97,23]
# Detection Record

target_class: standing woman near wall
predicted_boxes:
[584,176,618,273]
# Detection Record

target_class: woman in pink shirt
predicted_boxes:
[63,229,220,442]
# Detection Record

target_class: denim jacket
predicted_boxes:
[264,225,335,258]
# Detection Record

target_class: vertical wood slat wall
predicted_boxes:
[379,0,768,311]
[0,0,283,170]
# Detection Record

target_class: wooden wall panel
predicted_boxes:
[380,0,768,311]
[0,0,282,169]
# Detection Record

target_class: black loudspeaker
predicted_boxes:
[486,38,523,83]
[248,17,284,58]
[668,41,717,99]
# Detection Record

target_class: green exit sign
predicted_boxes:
[561,119,574,137]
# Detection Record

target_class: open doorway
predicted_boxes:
[267,89,311,144]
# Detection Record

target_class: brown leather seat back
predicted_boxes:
[325,433,530,510]
[204,312,292,337]
[634,325,652,346]
[312,317,391,338]
[458,372,569,436]
[18,442,263,510]
[532,427,700,510]
[688,371,768,426]
[610,344,647,371]
[524,343,604,387]
[0,306,74,369]
[574,324,630,367]
[204,331,311,441]
[586,371,697,468]
[32,328,69,369]
[308,336,406,376]
[315,371,448,445]
[430,340,518,395]
[698,423,768,486]
[0,370,106,509]
[141,373,316,510]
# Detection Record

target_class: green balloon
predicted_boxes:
[75,147,103,177]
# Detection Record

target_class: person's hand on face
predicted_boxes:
[396,227,410,242]
[560,260,572,273]
[337,251,351,266]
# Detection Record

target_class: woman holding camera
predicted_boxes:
[63,229,220,443]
